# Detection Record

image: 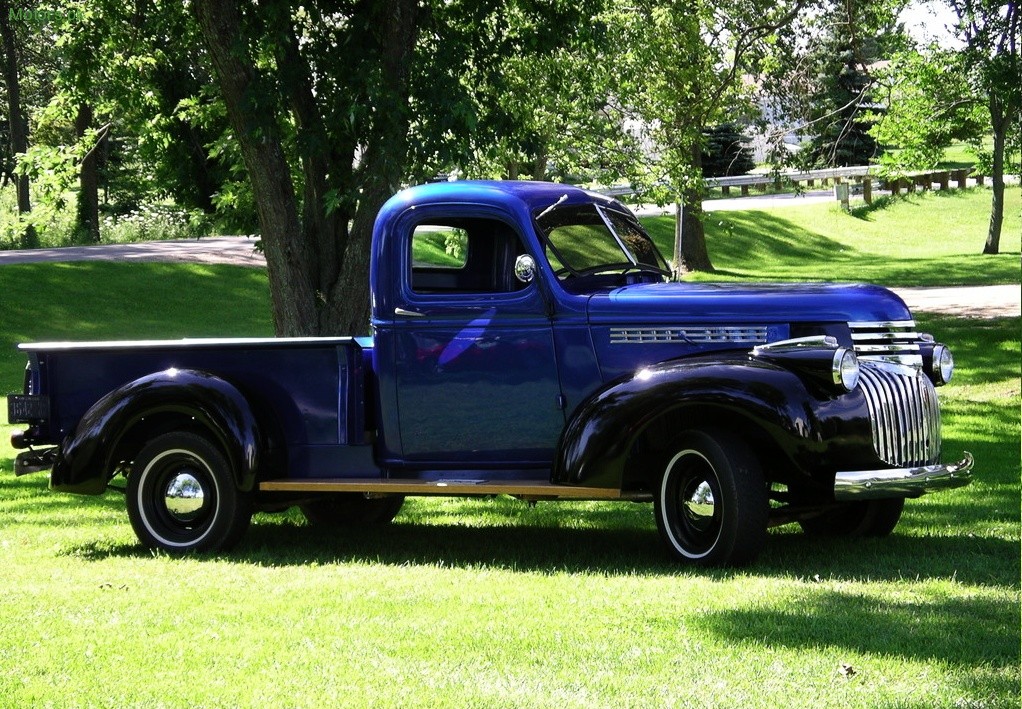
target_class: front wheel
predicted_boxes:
[127,432,252,553]
[654,429,768,567]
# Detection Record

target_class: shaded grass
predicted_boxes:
[642,187,1021,286]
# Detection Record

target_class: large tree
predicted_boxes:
[611,0,808,274]
[0,0,38,246]
[194,0,601,336]
[193,1,418,337]
[948,0,1019,254]
[868,1,1018,255]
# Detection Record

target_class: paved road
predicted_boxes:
[894,284,1020,319]
[1,236,1017,318]
[0,236,267,268]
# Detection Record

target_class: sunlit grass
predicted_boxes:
[642,186,1021,286]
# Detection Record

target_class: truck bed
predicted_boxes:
[19,336,377,478]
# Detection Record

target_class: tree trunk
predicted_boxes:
[673,142,714,275]
[531,150,548,181]
[194,0,318,336]
[983,96,1009,255]
[74,104,101,244]
[0,1,37,247]
[194,0,418,336]
[321,0,418,335]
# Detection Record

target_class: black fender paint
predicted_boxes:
[552,354,877,491]
[51,369,262,495]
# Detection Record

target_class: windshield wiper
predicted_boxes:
[594,204,638,267]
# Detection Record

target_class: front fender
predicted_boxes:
[552,355,873,490]
[52,369,262,495]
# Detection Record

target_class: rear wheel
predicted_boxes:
[654,429,768,567]
[127,432,251,553]
[301,494,405,527]
[799,498,905,537]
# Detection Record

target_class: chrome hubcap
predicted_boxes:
[683,480,715,531]
[164,472,206,523]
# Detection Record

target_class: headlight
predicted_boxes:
[933,344,954,385]
[832,347,860,391]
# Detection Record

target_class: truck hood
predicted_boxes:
[586,281,912,324]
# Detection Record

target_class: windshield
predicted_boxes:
[535,202,671,279]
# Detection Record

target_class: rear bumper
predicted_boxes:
[14,447,58,476]
[834,452,974,500]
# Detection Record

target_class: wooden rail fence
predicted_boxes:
[601,167,979,207]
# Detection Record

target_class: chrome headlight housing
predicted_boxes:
[932,344,954,385]
[753,335,862,394]
[832,347,860,392]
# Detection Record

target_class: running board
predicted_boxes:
[259,478,639,501]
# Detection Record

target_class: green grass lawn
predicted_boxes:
[0,262,273,387]
[642,187,1021,286]
[0,214,1019,706]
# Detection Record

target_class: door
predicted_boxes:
[390,213,564,466]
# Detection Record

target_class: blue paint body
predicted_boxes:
[10,181,932,497]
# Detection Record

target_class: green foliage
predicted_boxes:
[701,123,756,177]
[0,186,209,250]
[869,48,988,176]
[760,1,909,171]
[99,205,211,244]
[0,184,73,248]
[413,0,625,183]
[608,1,714,202]
[11,0,241,231]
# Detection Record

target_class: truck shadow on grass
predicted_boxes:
[13,447,1016,588]
[253,518,1021,584]
[61,508,1019,588]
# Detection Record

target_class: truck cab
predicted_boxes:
[8,181,973,566]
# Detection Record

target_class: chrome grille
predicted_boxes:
[858,362,941,467]
[850,320,922,364]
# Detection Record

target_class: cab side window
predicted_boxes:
[410,218,528,295]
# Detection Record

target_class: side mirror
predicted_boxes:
[514,254,537,284]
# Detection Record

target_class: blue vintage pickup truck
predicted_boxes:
[7,181,973,565]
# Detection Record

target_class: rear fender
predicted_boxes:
[52,369,262,495]
[553,357,837,490]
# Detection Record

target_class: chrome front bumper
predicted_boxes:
[834,452,974,501]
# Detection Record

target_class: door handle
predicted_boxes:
[395,307,424,318]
